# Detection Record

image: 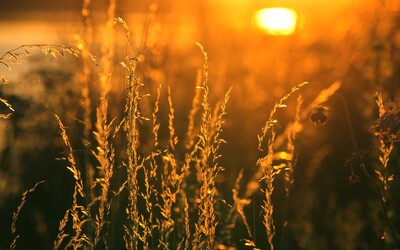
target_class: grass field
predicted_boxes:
[0,1,400,249]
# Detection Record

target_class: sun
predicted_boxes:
[255,8,298,36]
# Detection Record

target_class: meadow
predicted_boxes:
[0,1,399,249]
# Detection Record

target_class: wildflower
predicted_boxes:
[348,173,360,185]
[309,105,329,125]
[371,101,400,142]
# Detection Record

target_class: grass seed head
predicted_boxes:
[371,101,400,142]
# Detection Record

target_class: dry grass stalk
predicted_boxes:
[246,82,341,249]
[192,42,215,250]
[351,92,400,247]
[244,82,309,199]
[185,70,202,149]
[75,2,97,246]
[55,114,85,198]
[259,132,276,250]
[9,181,44,250]
[134,84,162,249]
[141,83,162,248]
[114,17,131,57]
[376,140,394,191]
[283,95,303,196]
[122,57,142,250]
[212,88,231,161]
[55,114,91,248]
[88,3,127,248]
[158,154,180,248]
[152,84,162,148]
[218,168,255,248]
[0,44,84,120]
[158,85,181,247]
[92,110,116,247]
[167,85,178,151]
[54,204,71,249]
[64,187,91,250]
[373,93,394,191]
[0,97,15,119]
[0,44,80,66]
[139,156,158,249]
[273,81,341,152]
[258,82,308,151]
[175,192,191,250]
[183,193,190,250]
[232,169,252,239]
[191,43,231,250]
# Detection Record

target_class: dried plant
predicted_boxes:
[0,44,87,120]
[55,114,85,198]
[0,97,14,119]
[232,169,253,239]
[190,43,231,250]
[8,181,44,250]
[92,112,116,247]
[185,70,203,150]
[371,93,396,191]
[260,131,277,250]
[257,82,308,151]
[4,2,400,249]
[122,56,143,250]
[0,44,81,66]
[156,84,181,248]
[338,90,400,248]
[238,81,341,249]
[136,83,162,249]
[54,114,91,249]
[284,95,303,196]
[369,92,400,246]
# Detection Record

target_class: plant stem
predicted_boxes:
[253,193,256,245]
[337,93,400,248]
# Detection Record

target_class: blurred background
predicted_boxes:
[1,0,400,249]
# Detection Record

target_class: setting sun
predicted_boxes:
[255,7,298,35]
[1,1,400,249]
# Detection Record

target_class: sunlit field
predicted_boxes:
[1,0,400,249]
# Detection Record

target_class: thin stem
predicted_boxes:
[358,156,399,247]
[253,193,256,245]
[0,44,75,61]
[336,93,400,248]
[337,94,358,152]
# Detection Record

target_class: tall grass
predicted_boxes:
[8,181,44,250]
[1,1,400,250]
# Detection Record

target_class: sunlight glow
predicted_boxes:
[255,8,298,36]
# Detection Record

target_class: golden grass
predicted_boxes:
[2,43,399,249]
[2,35,398,250]
[54,114,91,249]
[9,181,44,250]
[2,2,400,249]
[373,93,394,191]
